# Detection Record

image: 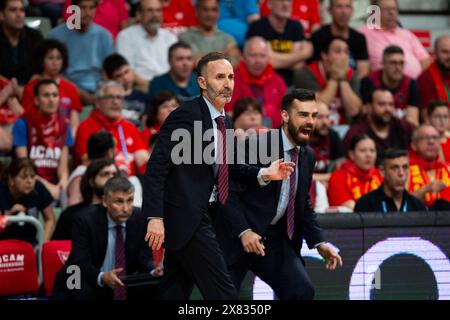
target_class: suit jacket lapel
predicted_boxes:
[199,96,215,176]
[125,215,137,271]
[97,210,108,268]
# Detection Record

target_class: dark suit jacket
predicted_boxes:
[53,204,156,300]
[215,130,325,265]
[141,96,259,250]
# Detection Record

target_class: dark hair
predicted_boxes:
[366,87,391,104]
[0,0,23,11]
[382,45,404,60]
[87,132,115,160]
[80,159,117,203]
[146,91,180,127]
[281,88,316,112]
[321,36,348,55]
[232,98,262,124]
[102,53,129,79]
[149,132,159,149]
[104,175,134,196]
[34,79,59,97]
[4,158,37,180]
[168,41,192,60]
[196,52,230,77]
[32,39,69,75]
[381,148,408,163]
[71,0,98,6]
[348,133,373,151]
[427,100,449,117]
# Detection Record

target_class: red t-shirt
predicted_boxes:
[0,79,20,125]
[260,0,320,37]
[22,78,82,120]
[328,161,383,206]
[74,109,147,176]
[161,0,197,36]
[417,65,450,110]
[141,125,160,150]
[442,137,450,164]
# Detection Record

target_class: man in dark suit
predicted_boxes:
[53,176,158,300]
[215,89,343,300]
[142,52,294,300]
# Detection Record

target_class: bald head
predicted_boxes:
[434,35,450,72]
[243,37,270,77]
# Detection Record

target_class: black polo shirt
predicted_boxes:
[354,184,426,213]
[0,25,43,85]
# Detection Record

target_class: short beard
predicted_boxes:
[371,113,391,127]
[206,84,232,104]
[143,21,160,34]
[287,121,310,147]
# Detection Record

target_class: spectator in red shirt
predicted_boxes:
[417,35,450,121]
[0,77,23,135]
[259,0,321,37]
[74,80,149,176]
[161,0,197,36]
[22,39,82,136]
[295,36,361,125]
[408,125,450,207]
[141,90,179,148]
[13,79,72,201]
[360,45,420,126]
[427,100,450,164]
[226,36,286,128]
[328,133,383,211]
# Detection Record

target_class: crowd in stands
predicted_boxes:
[0,0,450,297]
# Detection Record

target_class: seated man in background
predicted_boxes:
[102,53,149,126]
[295,36,361,125]
[147,42,199,102]
[358,0,431,79]
[53,176,159,300]
[13,79,72,201]
[53,159,118,240]
[426,100,450,164]
[0,158,55,243]
[408,125,450,207]
[226,36,286,128]
[417,35,450,120]
[360,46,420,125]
[48,0,114,105]
[116,0,177,87]
[247,0,313,87]
[179,0,240,67]
[311,0,369,78]
[343,88,414,165]
[354,149,426,213]
[0,0,43,86]
[309,101,345,183]
[74,81,149,177]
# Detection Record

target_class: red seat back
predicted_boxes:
[0,240,39,297]
[42,240,71,297]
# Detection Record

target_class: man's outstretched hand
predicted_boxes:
[317,243,343,270]
[262,159,295,181]
[145,219,165,250]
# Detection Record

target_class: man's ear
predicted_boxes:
[102,195,107,208]
[197,75,207,91]
[281,110,289,125]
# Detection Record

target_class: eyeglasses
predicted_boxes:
[416,135,440,142]
[101,95,124,101]
[431,114,449,120]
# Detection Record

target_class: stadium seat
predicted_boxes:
[41,240,71,297]
[0,240,39,298]
[25,17,52,38]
